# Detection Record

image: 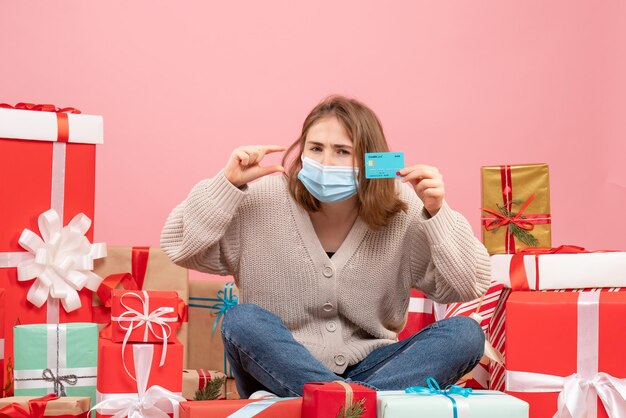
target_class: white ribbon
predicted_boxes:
[226,397,299,418]
[0,338,4,359]
[506,292,626,418]
[3,209,107,313]
[111,291,178,377]
[91,344,185,418]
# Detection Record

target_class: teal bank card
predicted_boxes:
[365,152,405,178]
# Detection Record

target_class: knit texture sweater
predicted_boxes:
[161,171,491,374]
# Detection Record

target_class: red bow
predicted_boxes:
[0,394,62,418]
[510,245,597,290]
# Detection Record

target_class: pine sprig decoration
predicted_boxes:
[194,376,226,401]
[337,398,366,418]
[489,203,539,247]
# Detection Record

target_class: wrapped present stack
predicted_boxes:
[481,163,626,417]
[93,289,185,417]
[0,103,105,409]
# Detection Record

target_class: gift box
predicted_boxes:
[445,280,505,389]
[302,382,376,418]
[182,369,226,400]
[505,291,626,418]
[187,280,238,376]
[398,290,440,340]
[179,398,302,418]
[377,389,529,417]
[491,247,626,290]
[488,287,624,392]
[481,164,551,254]
[110,290,181,344]
[0,394,91,417]
[94,339,184,418]
[0,104,105,395]
[93,246,189,366]
[13,323,97,409]
[0,288,4,398]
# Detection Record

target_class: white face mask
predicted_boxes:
[297,156,359,203]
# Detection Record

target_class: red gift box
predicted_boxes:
[0,288,4,397]
[179,398,302,418]
[110,289,181,344]
[489,287,624,392]
[505,291,626,418]
[398,290,440,340]
[302,382,376,418]
[94,338,184,418]
[0,104,104,396]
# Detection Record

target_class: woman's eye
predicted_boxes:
[338,149,351,155]
[310,146,322,152]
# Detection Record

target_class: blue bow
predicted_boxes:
[405,377,472,418]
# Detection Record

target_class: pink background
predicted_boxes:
[2,2,625,279]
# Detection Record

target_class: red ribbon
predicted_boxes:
[481,165,551,253]
[509,245,598,290]
[92,273,140,325]
[131,247,150,289]
[197,369,211,390]
[0,102,81,143]
[0,394,86,418]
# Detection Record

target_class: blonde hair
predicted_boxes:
[282,95,407,230]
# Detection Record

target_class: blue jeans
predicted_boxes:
[221,303,484,398]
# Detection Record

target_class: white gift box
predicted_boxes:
[491,252,626,290]
[0,107,103,144]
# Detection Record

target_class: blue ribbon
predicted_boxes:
[405,377,473,418]
[189,281,239,377]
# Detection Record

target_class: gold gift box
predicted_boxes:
[481,164,551,254]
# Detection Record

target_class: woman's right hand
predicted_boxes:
[224,145,287,187]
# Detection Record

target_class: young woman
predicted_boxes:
[161,95,491,398]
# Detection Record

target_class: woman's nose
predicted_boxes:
[321,150,335,166]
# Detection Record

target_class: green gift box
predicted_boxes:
[13,323,98,410]
[377,389,529,418]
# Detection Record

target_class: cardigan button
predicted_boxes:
[334,354,346,366]
[326,321,337,332]
[323,266,334,278]
[323,302,333,312]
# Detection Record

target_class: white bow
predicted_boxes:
[92,345,185,418]
[112,291,178,376]
[16,209,107,312]
[507,370,626,418]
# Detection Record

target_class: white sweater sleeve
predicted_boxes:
[160,171,246,276]
[410,200,492,304]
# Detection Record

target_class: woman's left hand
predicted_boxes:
[398,164,445,217]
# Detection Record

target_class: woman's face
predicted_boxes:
[302,116,354,167]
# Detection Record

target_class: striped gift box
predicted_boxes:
[445,281,504,389]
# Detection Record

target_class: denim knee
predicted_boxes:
[221,303,272,341]
[446,316,485,360]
